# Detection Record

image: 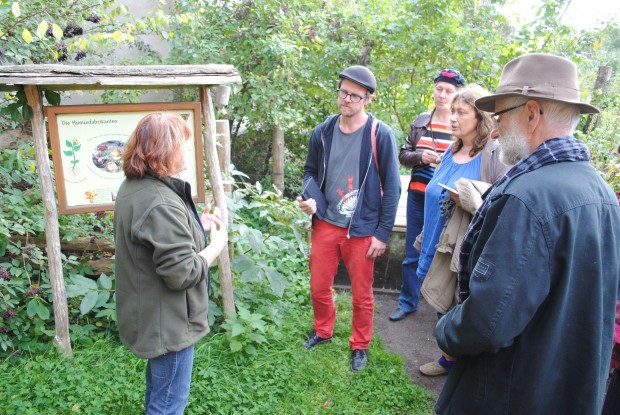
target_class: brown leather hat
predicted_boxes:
[475,53,599,114]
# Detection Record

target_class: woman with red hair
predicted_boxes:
[114,112,227,414]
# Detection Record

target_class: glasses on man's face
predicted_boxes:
[492,103,526,122]
[337,89,367,103]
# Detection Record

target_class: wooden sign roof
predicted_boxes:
[0,64,242,91]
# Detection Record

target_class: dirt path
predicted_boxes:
[374,293,446,400]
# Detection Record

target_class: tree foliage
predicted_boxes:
[0,0,135,65]
[144,0,599,192]
[1,0,618,356]
[576,23,620,199]
[0,0,148,130]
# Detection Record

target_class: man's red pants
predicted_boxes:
[309,219,375,350]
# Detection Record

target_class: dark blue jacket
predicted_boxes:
[435,160,620,414]
[303,113,401,243]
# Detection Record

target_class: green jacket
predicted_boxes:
[114,173,210,359]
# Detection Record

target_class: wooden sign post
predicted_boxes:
[0,65,242,355]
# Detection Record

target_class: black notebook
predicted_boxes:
[301,177,327,219]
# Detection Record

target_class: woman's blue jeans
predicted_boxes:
[145,345,194,415]
[398,190,425,312]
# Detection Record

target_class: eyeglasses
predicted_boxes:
[337,89,367,103]
[492,103,526,122]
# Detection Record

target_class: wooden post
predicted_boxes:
[199,86,235,317]
[216,120,231,193]
[272,126,284,195]
[24,85,73,357]
[216,120,234,261]
[584,66,613,133]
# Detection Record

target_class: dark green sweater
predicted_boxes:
[114,173,210,359]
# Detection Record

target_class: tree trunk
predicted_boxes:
[24,85,73,357]
[271,126,284,195]
[199,86,236,318]
[584,65,612,133]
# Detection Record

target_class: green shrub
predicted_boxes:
[0,144,116,355]
[0,145,313,356]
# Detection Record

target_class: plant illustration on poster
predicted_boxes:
[46,102,205,214]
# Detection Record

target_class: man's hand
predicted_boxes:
[297,196,317,216]
[366,236,386,259]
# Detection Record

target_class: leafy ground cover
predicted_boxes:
[0,291,434,415]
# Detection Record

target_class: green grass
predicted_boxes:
[0,292,434,414]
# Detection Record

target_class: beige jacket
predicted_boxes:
[420,179,491,314]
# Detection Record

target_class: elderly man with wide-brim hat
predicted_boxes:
[434,53,620,414]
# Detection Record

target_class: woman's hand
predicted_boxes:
[448,190,461,207]
[200,203,217,231]
[207,210,228,250]
[421,149,441,165]
[199,205,228,266]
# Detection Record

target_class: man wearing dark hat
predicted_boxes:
[297,65,400,371]
[434,53,620,414]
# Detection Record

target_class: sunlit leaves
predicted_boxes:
[36,21,48,38]
[0,0,134,68]
[11,2,20,17]
[21,29,32,43]
[51,22,63,39]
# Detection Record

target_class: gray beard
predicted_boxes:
[499,123,530,165]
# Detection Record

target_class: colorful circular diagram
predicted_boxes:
[92,140,124,174]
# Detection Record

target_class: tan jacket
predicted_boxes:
[421,179,491,314]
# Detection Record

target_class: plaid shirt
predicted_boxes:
[457,136,590,301]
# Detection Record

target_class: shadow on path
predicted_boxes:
[374,293,447,400]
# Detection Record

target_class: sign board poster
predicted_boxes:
[45,102,205,214]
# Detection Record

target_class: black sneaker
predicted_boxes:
[351,349,369,372]
[303,329,332,349]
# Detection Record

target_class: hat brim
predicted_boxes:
[475,93,600,114]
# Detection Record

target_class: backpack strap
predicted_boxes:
[370,118,383,195]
